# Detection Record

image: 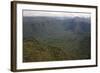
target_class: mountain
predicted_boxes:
[23,16,91,62]
[23,16,91,39]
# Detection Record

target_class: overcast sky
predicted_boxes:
[23,10,91,18]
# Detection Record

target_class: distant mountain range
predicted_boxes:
[23,16,91,38]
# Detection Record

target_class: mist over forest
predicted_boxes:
[23,15,91,62]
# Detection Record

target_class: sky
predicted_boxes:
[23,10,91,18]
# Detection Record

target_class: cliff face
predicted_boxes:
[23,16,90,39]
[23,16,91,62]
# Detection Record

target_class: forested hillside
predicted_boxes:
[23,16,91,62]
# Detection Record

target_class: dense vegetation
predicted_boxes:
[23,16,91,62]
